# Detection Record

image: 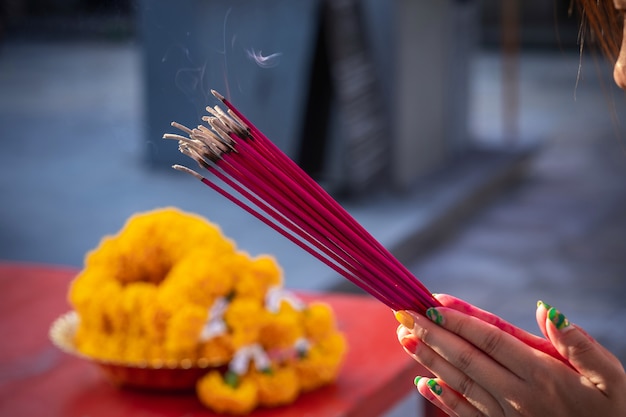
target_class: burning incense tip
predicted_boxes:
[171,121,193,136]
[172,164,205,180]
[211,89,225,101]
[162,133,189,142]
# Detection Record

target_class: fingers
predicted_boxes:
[435,294,562,362]
[536,301,615,363]
[397,325,500,416]
[414,376,487,417]
[540,303,626,395]
[397,299,626,417]
[420,307,558,382]
[535,301,549,340]
[397,310,520,402]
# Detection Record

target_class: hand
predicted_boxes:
[395,296,626,417]
[426,294,564,363]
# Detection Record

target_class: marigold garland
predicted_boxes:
[68,207,347,414]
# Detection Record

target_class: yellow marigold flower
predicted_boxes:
[154,284,190,315]
[165,304,208,357]
[75,278,124,343]
[295,332,347,392]
[73,327,99,357]
[83,235,118,268]
[143,340,166,362]
[79,333,124,362]
[121,283,158,336]
[68,269,120,312]
[65,207,346,412]
[161,248,236,308]
[230,253,281,300]
[230,265,261,300]
[112,234,171,286]
[258,303,303,350]
[123,337,153,363]
[249,254,283,287]
[139,296,169,343]
[252,366,300,407]
[69,281,111,337]
[200,334,235,365]
[100,288,127,335]
[164,208,235,257]
[303,301,337,342]
[196,371,258,415]
[224,298,267,349]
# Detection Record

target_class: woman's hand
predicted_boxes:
[395,295,626,417]
[425,294,564,363]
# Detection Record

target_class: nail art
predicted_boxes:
[400,335,418,353]
[395,310,415,329]
[537,300,552,310]
[427,379,443,396]
[548,307,570,330]
[414,376,423,386]
[426,307,443,325]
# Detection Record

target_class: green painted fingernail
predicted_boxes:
[537,300,551,310]
[548,307,570,330]
[427,379,443,395]
[426,308,443,325]
[414,376,423,386]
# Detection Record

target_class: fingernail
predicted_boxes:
[414,376,423,386]
[427,378,443,395]
[400,335,418,353]
[426,307,443,325]
[395,310,415,329]
[537,300,551,310]
[548,307,571,330]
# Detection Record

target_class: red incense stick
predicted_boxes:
[165,90,438,313]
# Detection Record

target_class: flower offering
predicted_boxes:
[65,207,347,414]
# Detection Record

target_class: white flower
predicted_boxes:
[199,297,229,341]
[265,286,304,313]
[229,343,271,374]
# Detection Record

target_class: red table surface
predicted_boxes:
[0,262,439,417]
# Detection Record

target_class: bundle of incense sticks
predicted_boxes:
[166,90,570,364]
[165,90,440,313]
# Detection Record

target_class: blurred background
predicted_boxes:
[0,0,625,365]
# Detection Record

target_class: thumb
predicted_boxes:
[545,306,623,390]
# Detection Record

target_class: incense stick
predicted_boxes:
[165,90,439,313]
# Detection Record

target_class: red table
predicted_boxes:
[0,262,443,417]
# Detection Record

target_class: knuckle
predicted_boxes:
[567,335,595,358]
[415,324,435,347]
[526,363,548,386]
[457,374,478,398]
[456,346,477,372]
[480,329,504,356]
[437,380,485,417]
[449,313,469,335]
[443,389,463,412]
[416,344,437,369]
